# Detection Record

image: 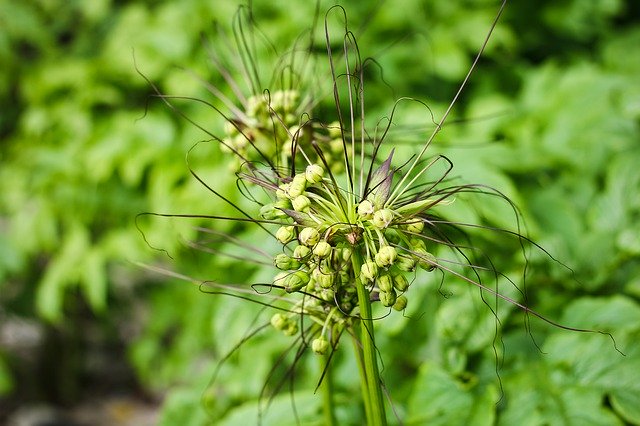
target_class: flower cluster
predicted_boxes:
[256,154,441,354]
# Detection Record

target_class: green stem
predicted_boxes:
[319,354,337,426]
[352,328,373,422]
[352,252,387,426]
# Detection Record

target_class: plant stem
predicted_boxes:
[352,252,387,426]
[319,353,337,426]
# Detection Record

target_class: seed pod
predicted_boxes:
[377,274,394,293]
[313,240,332,258]
[393,295,408,311]
[405,218,424,234]
[379,289,397,307]
[375,245,398,268]
[288,174,308,198]
[361,261,378,282]
[357,200,375,218]
[293,245,311,260]
[274,253,300,270]
[276,226,296,244]
[393,274,409,292]
[305,164,324,184]
[284,270,310,293]
[299,227,320,246]
[292,195,311,212]
[372,209,394,229]
[312,336,330,355]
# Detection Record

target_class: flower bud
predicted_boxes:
[313,268,334,289]
[393,295,408,311]
[410,238,427,252]
[393,274,409,292]
[299,227,320,246]
[357,200,375,218]
[292,245,311,260]
[379,289,397,307]
[372,209,394,229]
[274,253,300,270]
[321,288,335,302]
[361,261,378,282]
[313,241,332,258]
[305,164,324,184]
[375,245,397,268]
[377,274,394,293]
[312,336,330,355]
[415,250,438,271]
[283,321,298,336]
[284,270,310,293]
[292,195,311,212]
[260,203,281,220]
[276,183,290,199]
[288,174,308,198]
[276,226,296,244]
[270,313,288,330]
[396,255,417,272]
[405,218,424,234]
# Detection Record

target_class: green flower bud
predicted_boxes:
[288,174,308,198]
[341,247,352,262]
[379,289,397,307]
[273,272,288,285]
[270,313,288,330]
[396,254,417,272]
[393,295,408,311]
[405,218,424,234]
[292,245,311,260]
[292,194,311,212]
[283,321,299,336]
[276,226,296,244]
[276,183,290,199]
[393,274,409,292]
[377,274,394,292]
[274,198,292,211]
[274,253,300,270]
[375,245,398,268]
[372,209,394,229]
[313,268,334,289]
[305,164,324,184]
[410,238,427,252]
[313,240,332,258]
[284,270,310,293]
[357,200,375,218]
[415,250,438,271]
[361,261,378,282]
[260,204,280,220]
[299,227,320,246]
[321,288,335,302]
[312,336,330,355]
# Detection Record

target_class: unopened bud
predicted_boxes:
[375,245,397,268]
[313,241,332,258]
[270,313,288,330]
[393,274,409,292]
[357,200,375,218]
[377,274,394,293]
[284,270,310,293]
[312,336,330,355]
[396,255,417,272]
[299,227,320,246]
[393,295,408,311]
[274,253,300,270]
[288,174,308,198]
[305,164,324,184]
[292,245,311,260]
[405,218,424,234]
[292,195,311,212]
[379,289,397,307]
[313,268,333,289]
[361,261,378,282]
[276,226,296,244]
[372,209,394,229]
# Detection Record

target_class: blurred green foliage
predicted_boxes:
[1,0,639,424]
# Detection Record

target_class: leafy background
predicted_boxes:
[1,0,639,424]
